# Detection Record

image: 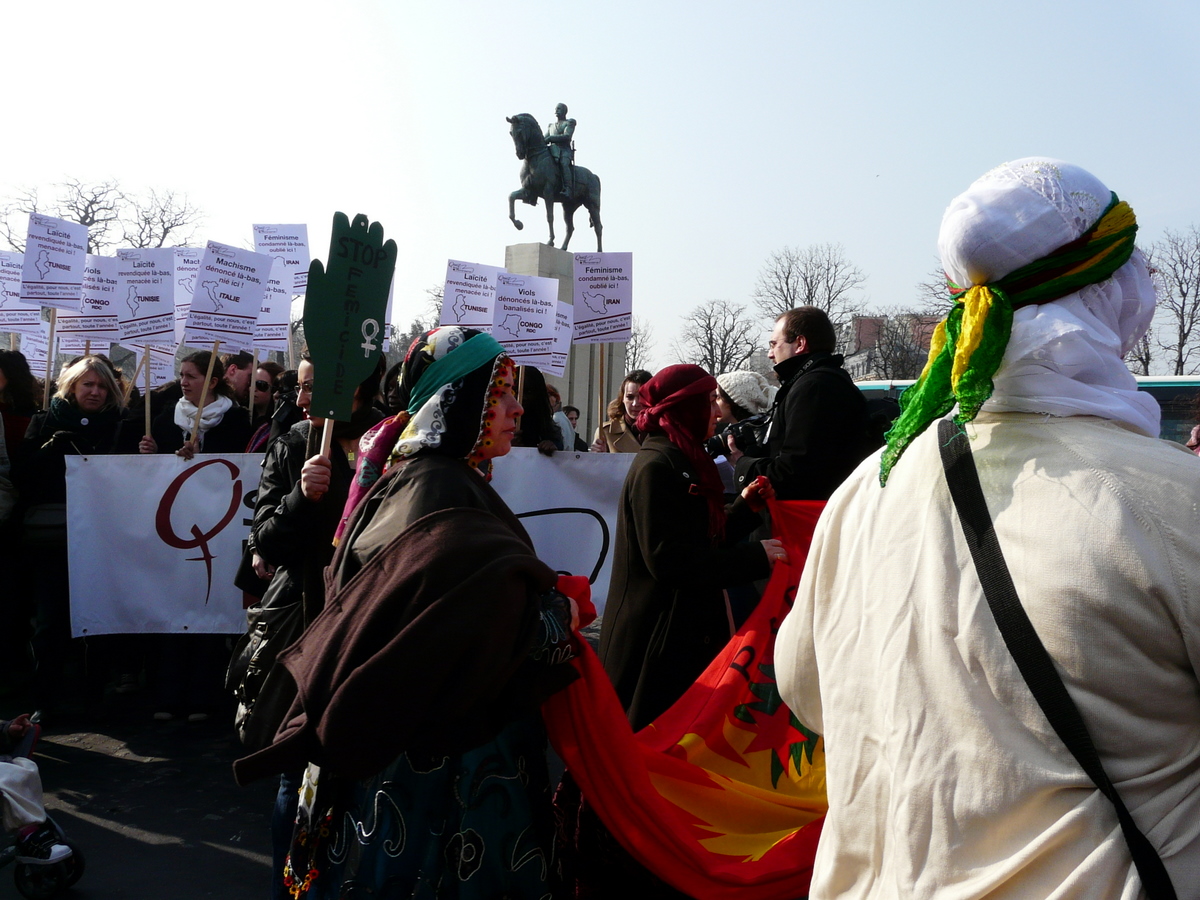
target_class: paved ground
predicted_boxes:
[0,701,276,900]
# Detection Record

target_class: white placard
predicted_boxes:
[492,272,557,367]
[490,447,634,616]
[252,224,310,294]
[66,454,263,636]
[116,248,177,345]
[0,251,42,336]
[253,259,290,352]
[173,248,201,344]
[57,255,121,341]
[573,252,633,344]
[184,241,272,349]
[58,337,113,356]
[547,301,574,377]
[124,342,178,389]
[440,259,505,330]
[19,214,88,311]
[18,320,51,370]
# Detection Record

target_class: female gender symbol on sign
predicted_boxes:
[154,459,243,605]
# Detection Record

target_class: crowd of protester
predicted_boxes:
[3,155,1199,898]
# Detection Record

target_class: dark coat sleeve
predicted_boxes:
[251,430,317,569]
[735,368,869,500]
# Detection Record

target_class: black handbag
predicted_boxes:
[937,418,1176,899]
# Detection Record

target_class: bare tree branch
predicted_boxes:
[1146,229,1200,375]
[121,189,202,248]
[626,316,655,371]
[752,243,867,349]
[673,300,759,375]
[0,187,40,252]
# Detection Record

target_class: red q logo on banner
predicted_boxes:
[154,459,243,605]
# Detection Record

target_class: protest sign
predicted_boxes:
[573,252,633,344]
[58,337,113,356]
[303,212,396,423]
[545,301,574,377]
[490,447,632,615]
[172,247,201,343]
[492,272,557,367]
[440,259,505,330]
[57,255,121,342]
[253,224,310,294]
[184,241,272,349]
[19,214,88,311]
[123,342,178,389]
[66,454,263,636]
[253,258,290,352]
[0,251,42,336]
[116,248,176,345]
[18,320,51,370]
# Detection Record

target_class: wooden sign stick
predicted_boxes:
[191,340,221,450]
[143,350,152,437]
[596,343,606,440]
[123,352,145,407]
[42,309,57,409]
[84,340,91,357]
[248,348,259,418]
[320,416,335,461]
[515,364,526,432]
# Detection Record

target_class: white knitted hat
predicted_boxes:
[716,370,776,416]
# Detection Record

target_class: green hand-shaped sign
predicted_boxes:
[303,212,397,422]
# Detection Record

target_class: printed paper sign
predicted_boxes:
[173,248,201,344]
[252,224,310,294]
[66,454,264,635]
[0,251,42,336]
[19,320,51,370]
[58,337,113,356]
[440,259,505,330]
[492,272,557,367]
[253,259,290,352]
[57,255,121,341]
[19,214,88,310]
[573,252,633,344]
[547,301,574,377]
[184,241,273,349]
[124,342,178,389]
[116,248,176,345]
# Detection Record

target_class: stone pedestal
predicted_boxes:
[504,243,627,443]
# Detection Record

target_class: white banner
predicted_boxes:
[116,248,176,345]
[440,259,505,330]
[573,252,633,344]
[252,224,310,294]
[0,251,41,335]
[20,214,87,310]
[490,447,633,615]
[184,241,272,349]
[58,254,121,341]
[66,454,263,636]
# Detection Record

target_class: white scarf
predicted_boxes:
[937,158,1159,437]
[174,394,234,446]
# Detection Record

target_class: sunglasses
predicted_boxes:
[254,380,272,392]
[298,381,314,393]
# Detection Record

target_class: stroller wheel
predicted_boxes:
[60,840,85,887]
[13,860,68,899]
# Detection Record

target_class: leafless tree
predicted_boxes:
[0,180,202,254]
[626,316,655,371]
[914,261,952,317]
[673,300,759,375]
[1125,330,1155,376]
[751,243,866,345]
[1146,228,1200,375]
[871,308,935,380]
[122,189,202,248]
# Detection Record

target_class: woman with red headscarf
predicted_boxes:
[598,364,788,730]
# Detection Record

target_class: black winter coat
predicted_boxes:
[598,434,770,731]
[150,401,253,455]
[734,352,876,500]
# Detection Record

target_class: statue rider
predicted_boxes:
[545,102,576,198]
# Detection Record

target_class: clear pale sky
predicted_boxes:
[5,0,1198,370]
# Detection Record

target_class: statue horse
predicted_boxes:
[507,112,602,251]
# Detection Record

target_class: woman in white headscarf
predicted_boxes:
[777,159,1200,899]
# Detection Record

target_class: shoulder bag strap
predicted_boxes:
[936,418,1176,900]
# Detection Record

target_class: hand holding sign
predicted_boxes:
[303,213,396,423]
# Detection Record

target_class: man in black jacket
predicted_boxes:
[733,307,875,500]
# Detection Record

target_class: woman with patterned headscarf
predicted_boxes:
[235,327,587,899]
[598,364,788,731]
[777,160,1200,898]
